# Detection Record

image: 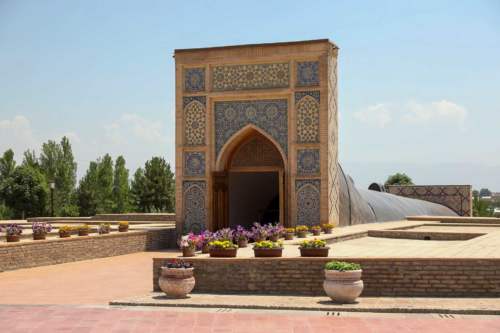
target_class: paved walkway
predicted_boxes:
[1,305,499,333]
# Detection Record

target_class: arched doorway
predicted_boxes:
[212,128,286,230]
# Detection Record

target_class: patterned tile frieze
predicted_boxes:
[295,92,320,143]
[184,151,206,177]
[297,149,320,175]
[297,61,319,87]
[296,179,321,226]
[214,99,288,158]
[183,181,207,234]
[183,96,206,146]
[212,63,289,91]
[184,68,205,92]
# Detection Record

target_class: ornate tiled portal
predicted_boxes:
[175,40,340,232]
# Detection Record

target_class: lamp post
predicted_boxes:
[49,182,55,217]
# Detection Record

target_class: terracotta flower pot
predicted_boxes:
[300,247,330,257]
[253,248,283,257]
[78,230,89,236]
[297,231,308,238]
[269,234,279,242]
[312,229,321,236]
[238,239,248,248]
[201,243,210,253]
[209,247,237,258]
[285,233,294,240]
[159,267,195,298]
[33,233,46,240]
[59,232,71,238]
[118,226,129,232]
[6,235,20,242]
[182,247,196,257]
[323,270,364,304]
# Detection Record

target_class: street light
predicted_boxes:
[49,182,55,217]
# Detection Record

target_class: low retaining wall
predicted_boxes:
[153,257,500,297]
[0,227,177,272]
[367,230,483,241]
[92,213,176,222]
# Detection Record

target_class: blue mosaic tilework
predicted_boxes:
[297,149,320,175]
[296,61,319,87]
[184,68,205,92]
[184,151,206,177]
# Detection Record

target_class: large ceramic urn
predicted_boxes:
[159,267,195,298]
[323,269,363,303]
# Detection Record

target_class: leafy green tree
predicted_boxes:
[0,149,17,217]
[479,188,492,197]
[113,156,130,213]
[77,161,99,216]
[2,165,48,218]
[473,195,492,217]
[384,172,414,186]
[131,157,174,212]
[96,154,114,213]
[22,150,40,170]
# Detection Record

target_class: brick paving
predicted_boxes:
[1,305,499,333]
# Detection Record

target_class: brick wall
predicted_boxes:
[386,185,472,216]
[153,257,500,297]
[0,228,177,272]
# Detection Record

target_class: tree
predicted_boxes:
[77,161,99,216]
[95,154,114,213]
[22,150,40,170]
[113,156,130,213]
[384,173,414,186]
[473,195,492,217]
[479,188,492,197]
[0,149,17,218]
[2,165,48,218]
[131,157,175,212]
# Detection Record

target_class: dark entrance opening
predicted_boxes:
[228,171,279,229]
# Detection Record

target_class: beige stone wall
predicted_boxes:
[386,185,472,216]
[0,228,176,272]
[174,40,340,232]
[153,257,500,296]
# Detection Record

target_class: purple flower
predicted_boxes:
[32,222,52,235]
[6,224,23,236]
[234,225,251,241]
[251,222,268,240]
[213,228,234,242]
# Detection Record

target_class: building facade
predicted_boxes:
[175,39,340,233]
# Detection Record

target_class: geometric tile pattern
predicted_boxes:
[214,99,288,158]
[183,181,207,234]
[231,136,283,168]
[297,149,320,175]
[296,61,319,87]
[184,151,205,177]
[183,96,206,146]
[327,54,340,225]
[212,63,289,91]
[296,91,320,143]
[184,68,205,92]
[296,179,321,226]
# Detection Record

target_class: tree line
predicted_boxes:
[0,137,175,219]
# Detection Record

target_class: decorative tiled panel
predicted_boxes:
[184,151,206,177]
[295,91,320,143]
[231,136,283,168]
[212,63,289,91]
[296,61,319,86]
[214,99,288,158]
[297,149,320,175]
[296,179,320,226]
[184,68,205,92]
[183,96,206,146]
[183,181,206,234]
[327,54,340,224]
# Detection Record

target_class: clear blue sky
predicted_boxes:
[1,0,499,190]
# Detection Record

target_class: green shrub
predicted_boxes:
[325,261,361,271]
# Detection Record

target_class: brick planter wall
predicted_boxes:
[153,257,500,297]
[0,227,176,272]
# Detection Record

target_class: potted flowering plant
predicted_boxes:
[299,239,330,257]
[208,240,238,257]
[77,224,91,236]
[4,224,22,242]
[234,225,250,248]
[322,223,334,234]
[284,228,295,240]
[118,221,129,232]
[267,224,283,242]
[253,240,283,257]
[180,233,199,257]
[311,225,322,236]
[98,223,111,235]
[159,259,195,298]
[58,225,72,238]
[199,230,213,253]
[32,222,52,240]
[251,222,268,242]
[296,225,309,238]
[324,261,363,304]
[214,228,234,242]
